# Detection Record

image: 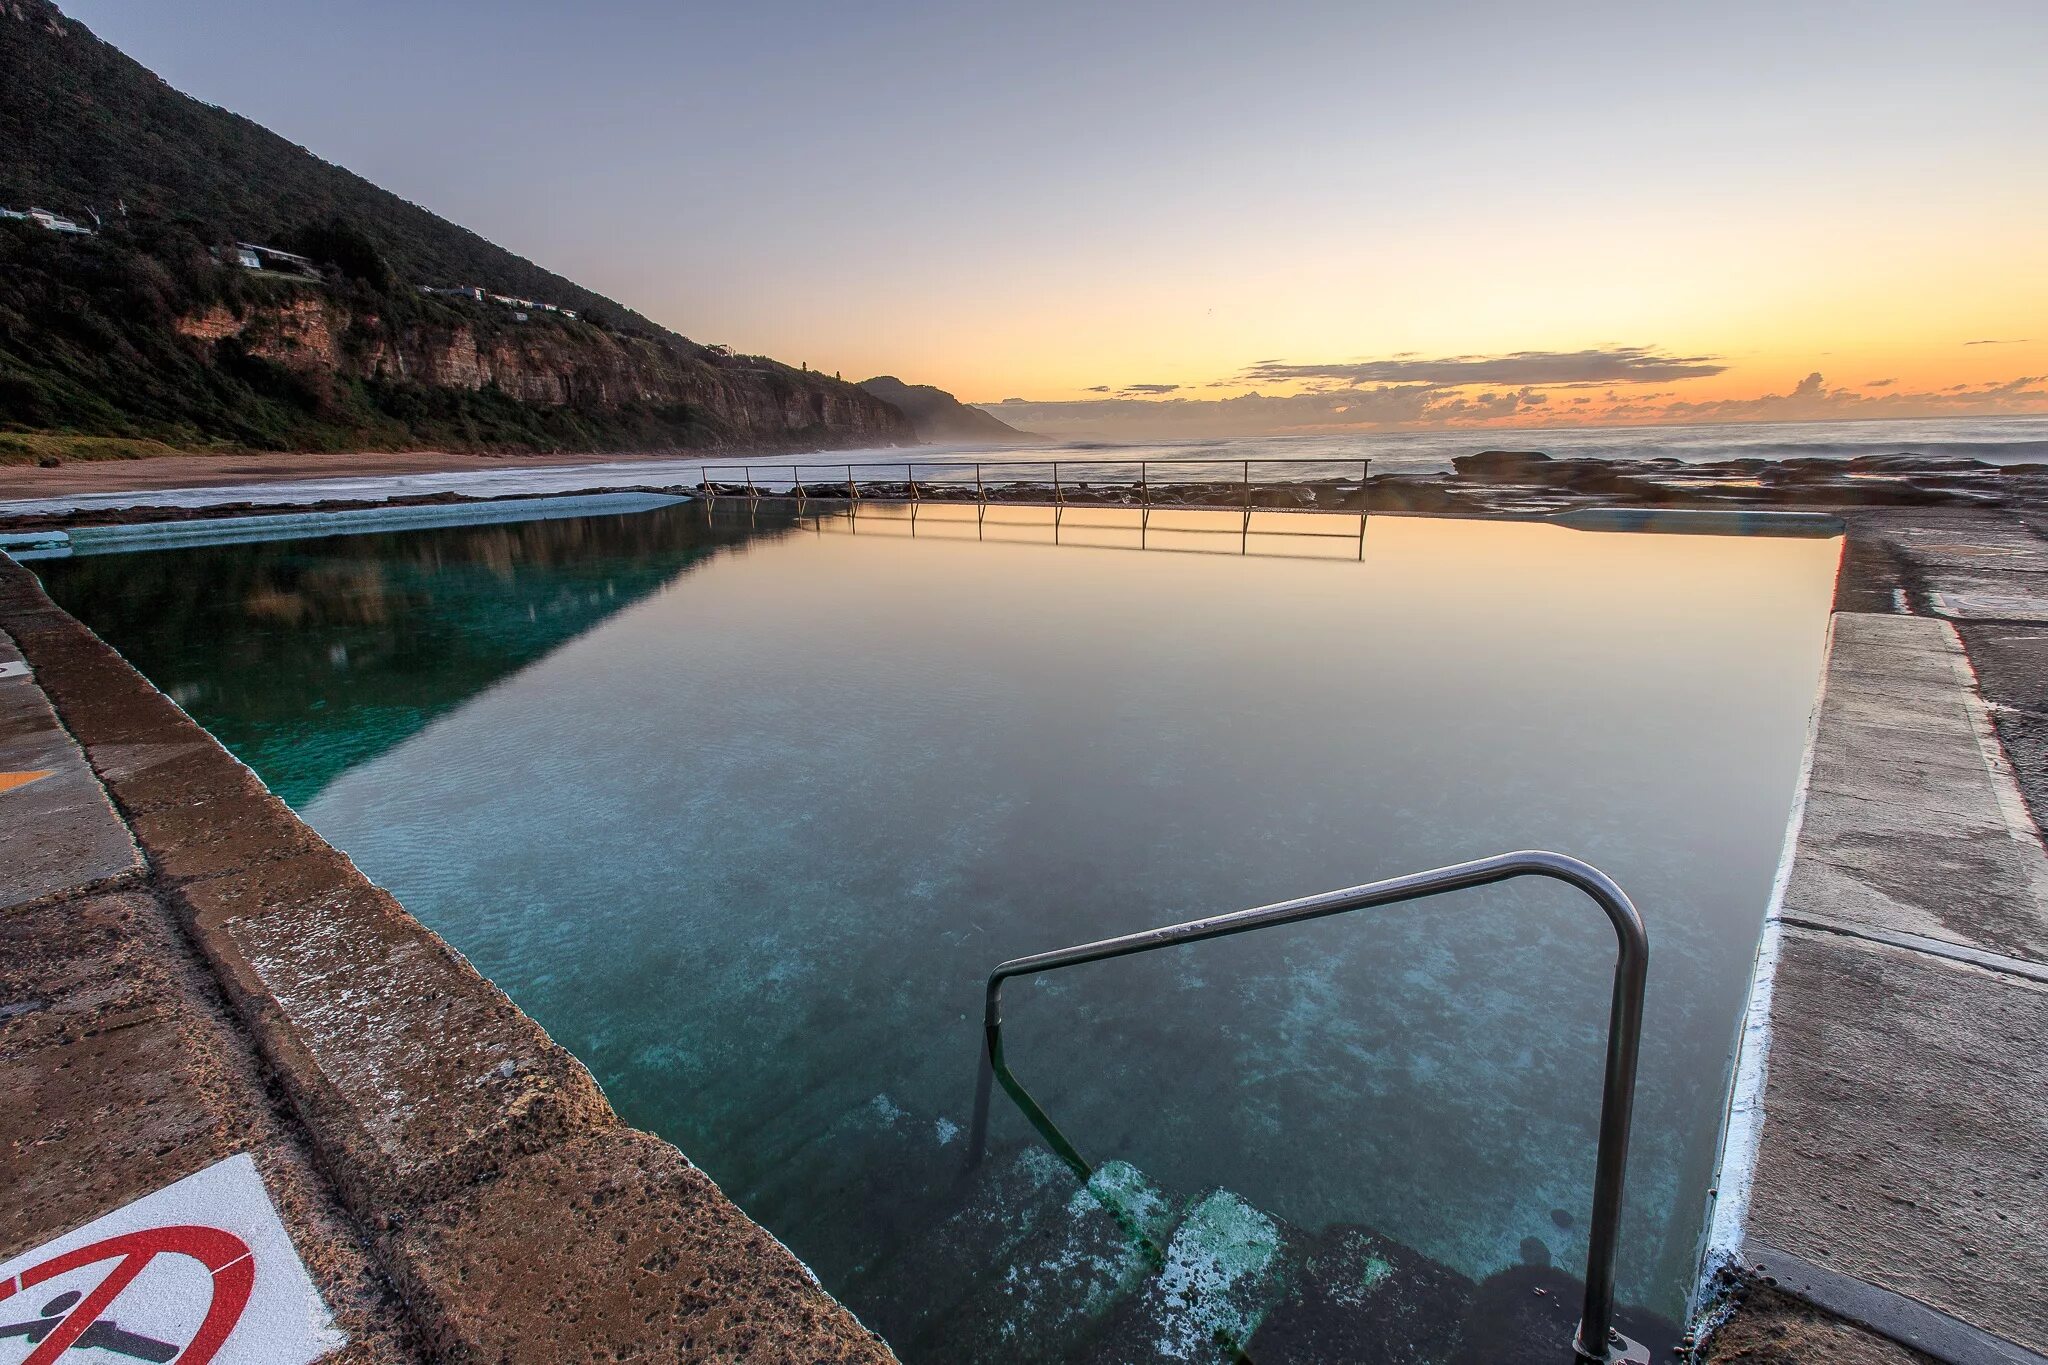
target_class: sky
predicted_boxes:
[61,0,2048,438]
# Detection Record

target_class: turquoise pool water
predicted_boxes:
[34,502,1839,1357]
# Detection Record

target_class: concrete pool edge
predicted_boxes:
[1695,610,1837,1311]
[1698,512,2048,1363]
[4,489,693,558]
[0,552,899,1363]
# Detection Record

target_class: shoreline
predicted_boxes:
[5,445,2048,533]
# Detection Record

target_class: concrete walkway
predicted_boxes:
[1,621,428,1361]
[1726,609,2048,1360]
[0,631,140,908]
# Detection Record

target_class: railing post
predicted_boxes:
[847,463,857,502]
[792,464,803,504]
[906,462,918,502]
[744,465,757,499]
[976,462,984,506]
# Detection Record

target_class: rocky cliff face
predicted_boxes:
[176,297,912,450]
[859,375,1032,444]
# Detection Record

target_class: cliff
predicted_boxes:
[860,376,1033,444]
[172,294,909,451]
[0,1,913,457]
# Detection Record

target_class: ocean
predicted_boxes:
[6,415,2047,515]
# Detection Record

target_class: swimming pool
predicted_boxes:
[32,501,1840,1360]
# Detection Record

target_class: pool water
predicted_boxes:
[34,502,1840,1357]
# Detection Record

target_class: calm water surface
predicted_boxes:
[35,503,1839,1336]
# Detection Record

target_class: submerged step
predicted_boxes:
[1084,1187,1300,1364]
[853,1144,1078,1347]
[1246,1224,1476,1364]
[740,1093,972,1287]
[922,1160,1176,1361]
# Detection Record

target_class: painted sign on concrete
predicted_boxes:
[0,1154,343,1364]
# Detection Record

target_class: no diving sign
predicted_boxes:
[0,1154,343,1364]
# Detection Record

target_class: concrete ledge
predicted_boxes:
[390,1130,895,1363]
[1742,1243,2048,1365]
[1735,607,2048,1358]
[0,888,423,1361]
[0,630,143,908]
[0,554,896,1362]
[19,491,692,558]
[1748,929,2048,1346]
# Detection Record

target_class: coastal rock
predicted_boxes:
[1453,450,1555,480]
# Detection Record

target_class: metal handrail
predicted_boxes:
[697,456,1372,515]
[964,849,1650,1365]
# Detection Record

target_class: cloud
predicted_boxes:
[1118,383,1180,395]
[1237,345,1727,389]
[1083,385,1111,393]
[1596,372,2048,425]
[1865,378,1896,388]
[1965,338,2030,346]
[978,370,2048,439]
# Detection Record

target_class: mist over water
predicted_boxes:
[6,416,2046,517]
[983,414,2048,476]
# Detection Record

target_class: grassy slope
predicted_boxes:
[0,1,907,460]
[0,0,661,335]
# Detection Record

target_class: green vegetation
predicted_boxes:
[0,431,199,466]
[0,1,906,460]
[0,219,725,459]
[0,0,663,335]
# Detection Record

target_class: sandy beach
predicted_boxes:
[0,447,722,501]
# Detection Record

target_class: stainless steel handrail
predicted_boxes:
[964,849,1650,1365]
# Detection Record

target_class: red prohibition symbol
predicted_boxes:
[0,1225,254,1364]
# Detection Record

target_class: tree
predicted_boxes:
[288,218,392,290]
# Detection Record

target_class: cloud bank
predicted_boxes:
[1237,346,1727,388]
[981,345,2048,439]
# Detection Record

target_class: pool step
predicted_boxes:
[911,1159,1176,1362]
[747,1092,1635,1362]
[851,1143,1080,1346]
[1071,1186,1305,1364]
[738,1092,975,1286]
[1242,1224,1476,1363]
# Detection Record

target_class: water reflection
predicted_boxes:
[791,499,1374,562]
[34,503,1839,1348]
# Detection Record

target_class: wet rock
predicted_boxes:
[1454,451,1556,480]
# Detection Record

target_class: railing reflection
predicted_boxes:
[704,498,1374,564]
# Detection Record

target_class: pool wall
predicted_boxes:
[1696,613,1837,1312]
[6,490,691,559]
[0,550,896,1363]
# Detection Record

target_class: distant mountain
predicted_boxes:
[860,376,1033,444]
[0,0,911,458]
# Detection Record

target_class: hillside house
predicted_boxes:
[236,242,317,275]
[1,206,94,235]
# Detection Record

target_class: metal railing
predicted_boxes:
[964,849,1651,1365]
[697,456,1372,517]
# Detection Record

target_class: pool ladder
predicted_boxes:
[965,849,1652,1365]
